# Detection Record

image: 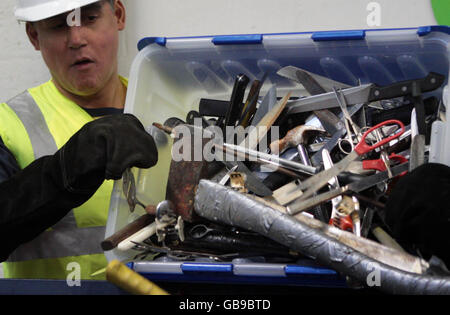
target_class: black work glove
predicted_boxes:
[385,163,450,268]
[0,114,158,261]
[56,114,158,193]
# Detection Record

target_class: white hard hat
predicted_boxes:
[15,0,101,22]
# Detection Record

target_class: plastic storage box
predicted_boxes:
[105,26,450,287]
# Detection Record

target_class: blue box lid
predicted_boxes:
[136,26,449,91]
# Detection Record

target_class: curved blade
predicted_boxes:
[277,66,352,93]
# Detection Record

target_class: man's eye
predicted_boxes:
[87,15,98,21]
[53,22,66,29]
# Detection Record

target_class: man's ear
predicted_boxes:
[114,0,126,31]
[26,22,41,51]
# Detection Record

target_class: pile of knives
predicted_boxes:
[102,65,449,292]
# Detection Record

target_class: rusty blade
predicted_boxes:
[165,125,209,222]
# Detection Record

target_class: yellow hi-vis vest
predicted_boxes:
[0,77,128,280]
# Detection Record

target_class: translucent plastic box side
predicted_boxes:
[105,27,450,264]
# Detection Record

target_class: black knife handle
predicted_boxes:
[222,74,250,128]
[368,72,445,102]
[199,99,231,117]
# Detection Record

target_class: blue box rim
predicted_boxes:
[137,25,450,51]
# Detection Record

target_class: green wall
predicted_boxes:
[431,0,450,25]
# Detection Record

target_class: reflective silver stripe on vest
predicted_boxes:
[6,91,105,262]
[6,91,58,160]
[6,226,106,262]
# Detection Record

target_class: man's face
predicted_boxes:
[26,1,126,96]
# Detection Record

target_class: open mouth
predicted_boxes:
[72,58,94,67]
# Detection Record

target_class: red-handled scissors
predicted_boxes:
[362,153,408,172]
[297,120,405,201]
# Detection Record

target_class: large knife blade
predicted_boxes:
[287,84,373,114]
[277,66,346,135]
[287,72,445,114]
[277,66,351,92]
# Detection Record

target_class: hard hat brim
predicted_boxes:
[15,0,101,22]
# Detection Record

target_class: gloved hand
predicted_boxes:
[0,114,158,261]
[55,114,158,193]
[385,163,450,268]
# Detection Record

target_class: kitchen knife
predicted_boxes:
[287,72,445,114]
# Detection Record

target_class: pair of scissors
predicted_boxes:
[333,87,362,147]
[297,120,405,202]
[346,153,408,175]
[322,149,361,236]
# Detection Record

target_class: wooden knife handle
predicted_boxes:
[269,138,286,155]
[270,125,303,154]
[101,213,155,251]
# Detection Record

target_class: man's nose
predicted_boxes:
[67,26,88,49]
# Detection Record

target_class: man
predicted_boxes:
[0,0,132,280]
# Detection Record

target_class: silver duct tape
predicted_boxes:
[194,180,450,295]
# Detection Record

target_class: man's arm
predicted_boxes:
[0,114,158,261]
[0,137,20,183]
